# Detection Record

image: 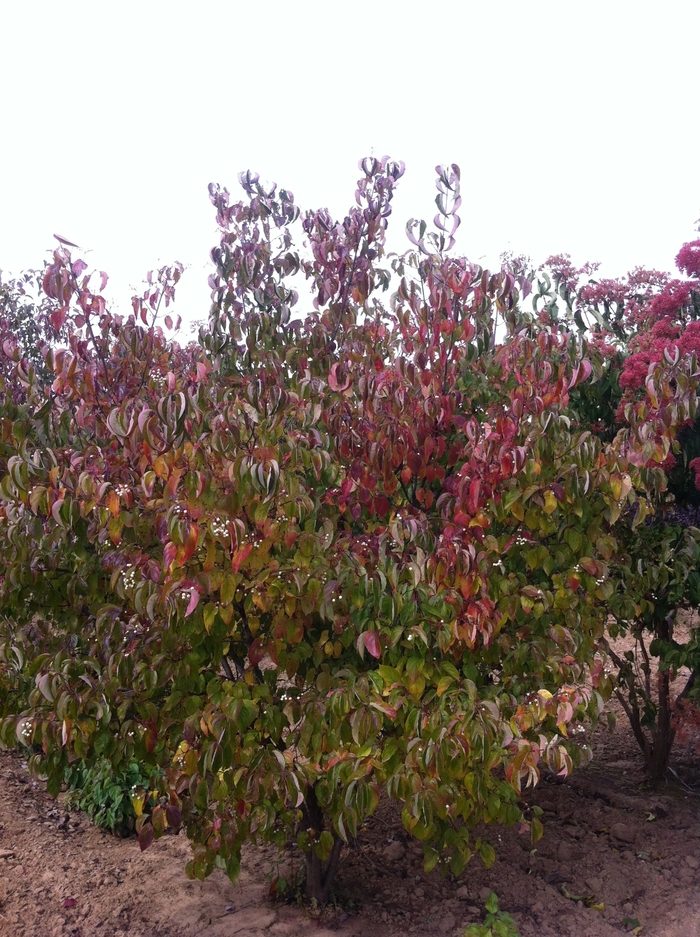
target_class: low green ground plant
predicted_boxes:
[63,757,162,834]
[463,891,521,937]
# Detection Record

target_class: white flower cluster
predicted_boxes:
[122,563,136,590]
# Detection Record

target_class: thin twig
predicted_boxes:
[666,766,700,795]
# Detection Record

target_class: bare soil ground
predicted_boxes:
[1,713,699,937]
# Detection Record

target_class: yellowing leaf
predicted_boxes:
[543,490,558,514]
[436,675,454,698]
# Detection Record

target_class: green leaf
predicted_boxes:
[423,846,439,873]
[480,842,496,868]
[531,816,544,843]
[315,830,335,862]
[194,779,209,811]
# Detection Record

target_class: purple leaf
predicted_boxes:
[166,804,182,831]
[53,233,79,248]
[138,823,154,851]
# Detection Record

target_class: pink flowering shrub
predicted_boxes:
[542,234,700,784]
[676,239,700,278]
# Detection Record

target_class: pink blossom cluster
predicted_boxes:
[689,457,700,491]
[676,240,700,278]
[586,331,621,359]
[648,280,697,320]
[578,277,629,309]
[654,452,677,473]
[541,254,599,291]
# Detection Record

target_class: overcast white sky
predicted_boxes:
[1,1,699,329]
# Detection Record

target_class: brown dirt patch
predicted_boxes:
[1,714,699,937]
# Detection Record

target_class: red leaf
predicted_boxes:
[328,362,352,392]
[144,722,158,753]
[63,898,77,909]
[51,499,65,527]
[105,490,120,517]
[590,659,604,688]
[363,631,381,659]
[163,541,178,570]
[579,556,600,576]
[468,477,481,514]
[232,542,253,573]
[182,523,199,561]
[569,359,592,389]
[248,636,265,666]
[185,588,200,617]
[2,339,18,360]
[374,494,390,516]
[407,451,422,475]
[51,308,67,331]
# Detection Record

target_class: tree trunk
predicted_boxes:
[304,835,343,904]
[301,784,343,904]
[645,667,676,786]
[610,618,677,786]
